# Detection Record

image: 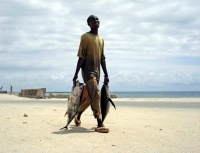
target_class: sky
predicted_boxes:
[0,0,200,92]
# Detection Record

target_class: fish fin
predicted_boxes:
[109,98,116,110]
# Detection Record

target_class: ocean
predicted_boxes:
[46,91,200,98]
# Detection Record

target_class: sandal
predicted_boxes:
[74,116,81,126]
[95,127,109,133]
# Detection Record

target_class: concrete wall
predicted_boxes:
[19,88,46,98]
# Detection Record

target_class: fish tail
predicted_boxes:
[64,111,68,117]
[59,126,68,130]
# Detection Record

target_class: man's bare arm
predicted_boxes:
[73,57,85,82]
[101,58,109,84]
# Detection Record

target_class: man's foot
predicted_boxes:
[95,119,108,133]
[74,115,81,126]
[95,127,109,133]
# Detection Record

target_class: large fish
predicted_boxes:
[101,84,116,123]
[60,81,84,130]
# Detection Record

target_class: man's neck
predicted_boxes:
[89,28,98,35]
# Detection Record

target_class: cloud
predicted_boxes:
[0,0,200,91]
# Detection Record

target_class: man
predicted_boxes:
[72,15,109,133]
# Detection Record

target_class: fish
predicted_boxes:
[60,81,84,130]
[101,84,116,123]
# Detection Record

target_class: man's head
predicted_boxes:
[87,15,100,29]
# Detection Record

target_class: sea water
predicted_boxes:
[47,91,200,98]
[110,91,200,98]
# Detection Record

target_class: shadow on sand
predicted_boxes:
[52,125,96,135]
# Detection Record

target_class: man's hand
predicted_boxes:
[104,76,109,85]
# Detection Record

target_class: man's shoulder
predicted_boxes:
[81,32,89,37]
[81,32,103,38]
[80,33,104,42]
[79,32,88,40]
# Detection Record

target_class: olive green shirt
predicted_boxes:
[77,32,105,82]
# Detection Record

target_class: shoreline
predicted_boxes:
[1,93,200,102]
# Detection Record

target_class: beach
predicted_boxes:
[0,94,200,153]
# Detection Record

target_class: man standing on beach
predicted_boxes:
[72,15,109,133]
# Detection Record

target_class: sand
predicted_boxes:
[0,94,200,153]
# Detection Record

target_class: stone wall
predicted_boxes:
[19,88,46,98]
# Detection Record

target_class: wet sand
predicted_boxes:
[0,94,200,153]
